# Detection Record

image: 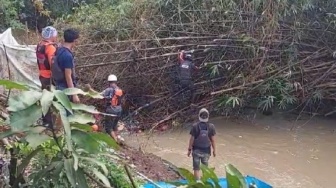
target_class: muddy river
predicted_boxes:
[125,113,336,188]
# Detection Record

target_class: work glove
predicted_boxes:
[83,84,92,92]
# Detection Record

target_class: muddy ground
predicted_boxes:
[120,145,181,181]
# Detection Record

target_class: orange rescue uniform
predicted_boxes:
[36,40,57,78]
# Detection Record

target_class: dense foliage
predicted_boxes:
[0,0,99,31]
[2,0,336,124]
[64,0,336,125]
[173,164,248,188]
[0,79,138,187]
[2,1,335,187]
[0,79,254,188]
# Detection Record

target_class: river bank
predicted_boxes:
[120,146,180,181]
[125,113,336,188]
[1,94,336,187]
[0,103,180,185]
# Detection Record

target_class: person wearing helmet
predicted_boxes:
[178,50,200,106]
[99,74,124,142]
[37,26,58,89]
[36,26,58,127]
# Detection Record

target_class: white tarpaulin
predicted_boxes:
[0,28,41,96]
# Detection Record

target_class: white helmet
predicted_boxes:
[107,74,117,82]
[41,26,57,39]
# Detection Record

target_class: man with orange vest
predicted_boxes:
[36,26,58,90]
[101,74,124,142]
[36,26,58,127]
[85,74,124,142]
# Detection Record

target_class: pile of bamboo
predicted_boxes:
[74,10,336,128]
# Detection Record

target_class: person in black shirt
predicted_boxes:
[178,51,200,106]
[187,108,216,180]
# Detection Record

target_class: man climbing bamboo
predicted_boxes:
[36,26,58,127]
[178,50,200,106]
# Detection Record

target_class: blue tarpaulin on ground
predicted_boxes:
[141,175,273,188]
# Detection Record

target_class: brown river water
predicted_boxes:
[125,113,336,188]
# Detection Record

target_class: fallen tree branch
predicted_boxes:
[78,36,219,47]
[78,44,202,58]
[124,165,137,188]
[134,171,164,188]
[77,49,206,68]
[211,80,264,95]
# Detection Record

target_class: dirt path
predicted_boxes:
[120,146,180,181]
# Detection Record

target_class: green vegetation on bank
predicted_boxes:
[1,0,336,187]
[0,79,138,187]
[0,79,252,188]
[2,0,336,124]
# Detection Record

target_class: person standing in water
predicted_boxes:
[187,108,216,180]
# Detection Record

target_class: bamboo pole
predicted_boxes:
[77,36,219,47]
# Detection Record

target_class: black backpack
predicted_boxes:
[51,47,67,82]
[194,122,210,139]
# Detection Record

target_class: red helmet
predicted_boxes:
[178,50,192,62]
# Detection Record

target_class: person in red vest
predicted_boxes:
[36,26,58,127]
[36,26,58,90]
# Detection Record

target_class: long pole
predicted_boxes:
[3,44,11,103]
[124,165,138,188]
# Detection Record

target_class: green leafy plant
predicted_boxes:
[258,78,298,112]
[258,96,275,112]
[216,95,243,117]
[61,0,136,39]
[218,96,242,109]
[98,155,140,188]
[169,165,220,188]
[225,97,242,109]
[0,0,24,29]
[225,164,247,188]
[168,164,248,188]
[0,79,121,187]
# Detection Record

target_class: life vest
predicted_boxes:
[111,87,123,107]
[36,41,57,78]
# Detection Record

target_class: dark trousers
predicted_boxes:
[105,106,122,133]
[180,79,196,104]
[105,116,120,133]
[39,76,53,127]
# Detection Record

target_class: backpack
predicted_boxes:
[51,47,67,82]
[36,42,57,71]
[111,86,124,107]
[195,123,209,138]
[193,122,211,148]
